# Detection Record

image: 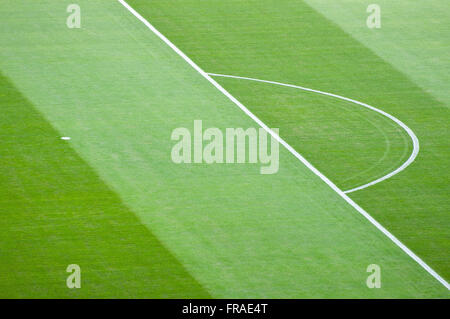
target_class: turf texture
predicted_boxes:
[0,0,448,297]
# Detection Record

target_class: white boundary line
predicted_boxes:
[117,0,449,290]
[207,73,420,194]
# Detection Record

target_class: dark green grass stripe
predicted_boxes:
[0,71,210,298]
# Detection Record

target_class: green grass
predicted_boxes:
[0,0,448,298]
[304,0,450,107]
[207,77,412,191]
[0,71,209,298]
[128,0,450,281]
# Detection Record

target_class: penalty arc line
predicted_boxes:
[206,73,420,194]
[117,0,449,290]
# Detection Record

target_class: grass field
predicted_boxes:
[0,0,448,298]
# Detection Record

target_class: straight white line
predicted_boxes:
[207,73,420,194]
[117,0,449,290]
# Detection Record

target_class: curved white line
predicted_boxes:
[208,73,420,194]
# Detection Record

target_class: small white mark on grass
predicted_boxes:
[61,137,71,140]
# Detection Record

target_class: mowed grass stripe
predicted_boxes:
[0,71,210,298]
[304,0,450,107]
[129,0,450,282]
[0,0,447,297]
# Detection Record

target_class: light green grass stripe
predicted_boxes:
[0,0,447,297]
[303,0,450,107]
